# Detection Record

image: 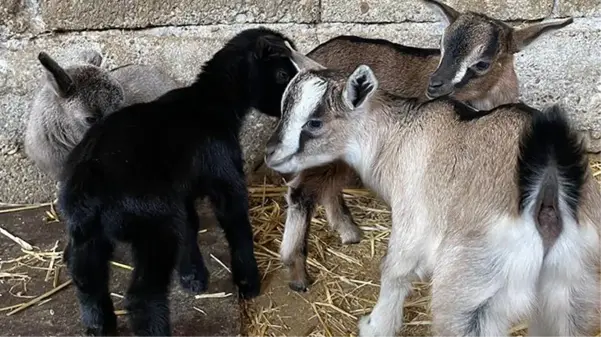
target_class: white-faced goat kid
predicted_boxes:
[25,50,179,183]
[266,57,600,336]
[270,0,574,292]
[58,28,298,336]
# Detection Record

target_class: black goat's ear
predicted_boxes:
[255,35,291,59]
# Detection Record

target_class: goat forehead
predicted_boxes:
[283,74,328,121]
[446,19,499,58]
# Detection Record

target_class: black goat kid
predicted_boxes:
[59,27,298,336]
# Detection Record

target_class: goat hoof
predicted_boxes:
[85,325,116,336]
[179,270,209,294]
[341,234,362,245]
[288,280,309,292]
[340,228,362,245]
[235,270,261,299]
[358,314,393,337]
[358,315,377,337]
[237,279,261,299]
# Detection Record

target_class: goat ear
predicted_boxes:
[79,50,103,67]
[343,65,378,110]
[422,0,460,26]
[285,41,326,72]
[255,35,290,60]
[38,52,75,98]
[511,17,573,52]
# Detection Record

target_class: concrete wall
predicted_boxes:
[1,0,600,203]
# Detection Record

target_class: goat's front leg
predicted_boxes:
[208,175,260,299]
[359,209,422,337]
[281,180,316,292]
[176,201,209,294]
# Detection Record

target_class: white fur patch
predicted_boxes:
[451,44,485,85]
[436,33,446,69]
[269,76,327,166]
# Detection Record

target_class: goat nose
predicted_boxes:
[429,79,444,88]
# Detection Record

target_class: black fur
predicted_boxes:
[58,27,298,336]
[517,105,587,251]
[453,100,537,121]
[309,35,440,58]
[465,301,490,336]
[452,99,489,120]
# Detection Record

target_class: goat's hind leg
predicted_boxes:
[176,201,209,294]
[125,217,179,336]
[528,220,600,336]
[64,222,116,336]
[316,162,362,244]
[431,234,542,337]
[280,163,362,292]
[322,190,362,244]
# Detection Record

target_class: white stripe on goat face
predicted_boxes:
[451,44,485,84]
[278,76,327,158]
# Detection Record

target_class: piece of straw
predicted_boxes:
[0,227,34,250]
[6,280,72,316]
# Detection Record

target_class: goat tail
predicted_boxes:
[517,105,588,250]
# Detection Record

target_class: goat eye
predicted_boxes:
[304,119,323,131]
[85,116,98,124]
[474,61,491,71]
[275,69,290,84]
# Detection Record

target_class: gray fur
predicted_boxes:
[24,50,179,181]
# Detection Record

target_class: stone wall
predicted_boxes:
[1,0,600,203]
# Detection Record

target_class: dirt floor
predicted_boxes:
[0,202,242,336]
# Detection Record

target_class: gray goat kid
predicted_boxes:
[25,50,179,182]
[265,50,601,336]
[271,0,574,292]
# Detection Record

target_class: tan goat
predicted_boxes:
[265,51,601,336]
[272,0,574,291]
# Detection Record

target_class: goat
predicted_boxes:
[273,0,574,292]
[58,27,298,336]
[265,50,601,336]
[24,50,179,184]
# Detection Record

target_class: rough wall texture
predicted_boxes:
[1,0,600,203]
